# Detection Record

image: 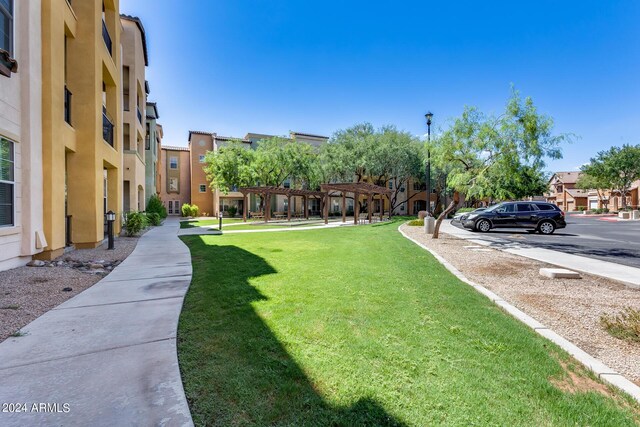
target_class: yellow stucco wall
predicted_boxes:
[40,0,122,258]
[121,17,147,213]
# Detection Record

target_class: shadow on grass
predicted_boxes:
[179,237,406,426]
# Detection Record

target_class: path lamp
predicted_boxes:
[218,211,223,231]
[106,210,116,250]
[425,112,433,216]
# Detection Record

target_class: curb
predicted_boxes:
[398,226,640,403]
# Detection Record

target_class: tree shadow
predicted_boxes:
[178,236,407,426]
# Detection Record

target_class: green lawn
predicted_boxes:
[178,220,639,426]
[180,218,252,228]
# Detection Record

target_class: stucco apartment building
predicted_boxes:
[546,171,639,211]
[38,0,124,260]
[1,0,155,271]
[121,14,147,213]
[186,131,332,217]
[145,101,161,203]
[0,0,45,271]
[158,145,190,215]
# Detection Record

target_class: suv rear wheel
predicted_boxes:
[475,219,491,232]
[538,220,556,235]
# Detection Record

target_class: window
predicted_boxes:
[535,203,555,211]
[122,66,130,111]
[495,204,515,213]
[169,156,178,169]
[516,203,534,212]
[198,154,205,163]
[0,137,15,226]
[169,178,178,192]
[1,0,12,55]
[199,184,206,193]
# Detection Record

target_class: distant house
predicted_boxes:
[545,172,587,211]
[546,171,639,211]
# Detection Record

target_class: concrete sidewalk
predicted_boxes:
[0,218,193,426]
[441,220,640,288]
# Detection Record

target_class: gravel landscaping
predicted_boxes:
[401,223,640,385]
[0,236,140,342]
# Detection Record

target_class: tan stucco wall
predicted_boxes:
[159,149,191,214]
[39,0,123,258]
[121,17,146,212]
[189,134,216,216]
[0,0,45,271]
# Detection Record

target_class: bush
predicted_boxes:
[181,203,192,217]
[146,195,167,219]
[190,204,200,217]
[601,307,640,342]
[577,206,586,212]
[455,207,475,214]
[603,208,610,213]
[124,211,149,236]
[407,219,424,226]
[146,212,161,226]
[227,206,238,218]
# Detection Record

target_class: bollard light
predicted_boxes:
[219,211,223,231]
[106,210,116,250]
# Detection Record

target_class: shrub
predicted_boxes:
[146,212,161,226]
[124,211,149,237]
[146,195,167,219]
[456,207,475,214]
[577,206,586,212]
[407,219,424,226]
[603,208,610,213]
[601,307,640,342]
[190,204,200,217]
[181,203,192,217]
[227,206,238,217]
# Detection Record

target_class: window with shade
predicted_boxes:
[0,137,14,227]
[169,156,178,169]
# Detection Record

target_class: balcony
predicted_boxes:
[103,107,114,147]
[64,86,72,125]
[102,20,112,55]
[137,106,142,123]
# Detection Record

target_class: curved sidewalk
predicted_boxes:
[0,218,193,426]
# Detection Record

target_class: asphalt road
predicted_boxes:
[453,213,640,268]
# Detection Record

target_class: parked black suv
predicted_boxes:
[461,202,566,234]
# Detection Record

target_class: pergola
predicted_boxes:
[238,186,326,222]
[320,182,392,225]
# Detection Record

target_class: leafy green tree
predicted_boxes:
[576,171,611,208]
[321,123,425,212]
[580,144,640,209]
[431,89,570,238]
[203,140,255,194]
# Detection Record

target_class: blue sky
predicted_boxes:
[120,0,639,172]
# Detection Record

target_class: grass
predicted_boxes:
[178,219,640,426]
[601,307,640,343]
[180,218,252,229]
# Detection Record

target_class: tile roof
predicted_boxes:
[291,132,330,140]
[549,171,582,184]
[161,145,189,151]
[565,188,589,198]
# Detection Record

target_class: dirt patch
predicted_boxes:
[550,359,612,398]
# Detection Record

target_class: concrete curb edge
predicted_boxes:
[398,226,640,403]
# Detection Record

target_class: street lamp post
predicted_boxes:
[106,210,116,250]
[425,112,433,216]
